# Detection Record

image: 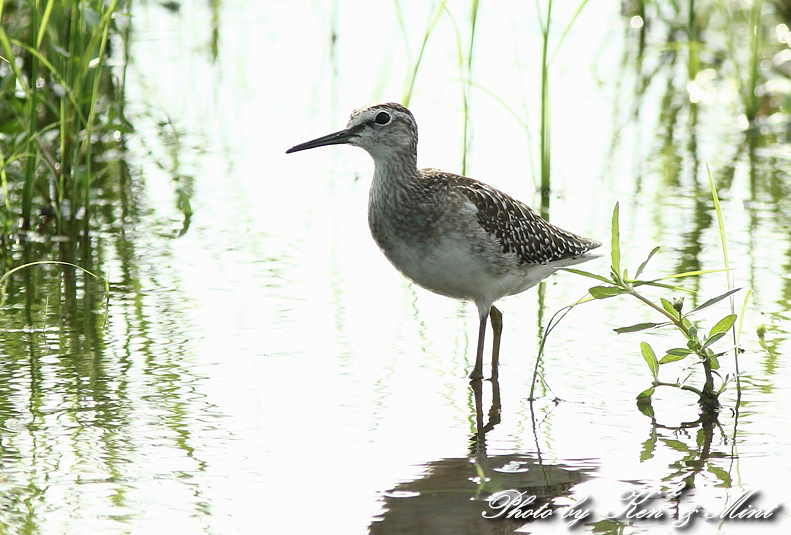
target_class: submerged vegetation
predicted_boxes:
[0,0,196,380]
[0,1,193,305]
[0,0,133,343]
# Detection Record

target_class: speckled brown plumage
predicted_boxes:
[439,171,600,265]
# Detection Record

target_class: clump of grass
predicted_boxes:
[0,0,128,236]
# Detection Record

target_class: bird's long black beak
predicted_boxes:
[286,128,355,154]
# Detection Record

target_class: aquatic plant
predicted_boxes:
[567,176,746,413]
[0,0,127,237]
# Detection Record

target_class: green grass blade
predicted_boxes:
[707,164,731,290]
[0,27,27,92]
[735,289,753,346]
[1,261,101,286]
[537,0,553,193]
[707,162,743,398]
[81,0,122,205]
[11,40,87,124]
[36,0,56,48]
[549,0,590,64]
[401,0,447,106]
[652,269,727,280]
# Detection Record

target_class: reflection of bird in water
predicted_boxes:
[287,103,600,378]
[368,451,596,534]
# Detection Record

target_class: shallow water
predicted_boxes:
[1,1,790,534]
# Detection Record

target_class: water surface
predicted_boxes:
[1,2,790,534]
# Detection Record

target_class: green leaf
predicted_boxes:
[613,322,665,334]
[687,325,698,340]
[640,342,659,380]
[696,428,705,448]
[709,354,720,370]
[708,463,733,488]
[636,386,655,400]
[634,246,660,280]
[659,352,689,364]
[703,332,727,349]
[686,289,741,316]
[661,439,690,453]
[637,402,655,420]
[666,348,694,356]
[561,268,611,284]
[660,298,679,318]
[708,314,737,337]
[589,286,625,299]
[640,434,656,461]
[611,203,621,278]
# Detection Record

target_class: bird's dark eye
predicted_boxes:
[374,111,391,125]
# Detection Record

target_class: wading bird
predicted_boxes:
[287,103,600,379]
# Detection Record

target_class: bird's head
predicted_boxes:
[286,102,417,161]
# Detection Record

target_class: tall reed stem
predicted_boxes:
[538,0,552,198]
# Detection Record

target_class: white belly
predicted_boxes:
[379,236,557,306]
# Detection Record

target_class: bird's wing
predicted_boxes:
[425,170,601,265]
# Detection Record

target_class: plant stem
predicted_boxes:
[460,0,479,176]
[539,0,552,197]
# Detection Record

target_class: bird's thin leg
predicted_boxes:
[489,305,503,380]
[470,311,488,380]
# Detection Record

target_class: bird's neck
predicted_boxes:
[370,150,420,192]
[367,151,428,248]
